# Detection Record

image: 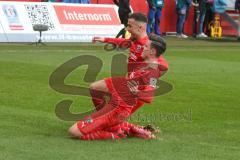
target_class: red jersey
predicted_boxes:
[130,56,168,113]
[107,62,162,107]
[157,55,168,72]
[104,36,149,73]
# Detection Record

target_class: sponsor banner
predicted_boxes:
[54,5,120,25]
[2,4,24,30]
[0,2,122,42]
[24,3,57,31]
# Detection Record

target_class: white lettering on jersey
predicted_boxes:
[129,53,137,61]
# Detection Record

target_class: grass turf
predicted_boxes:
[0,37,240,160]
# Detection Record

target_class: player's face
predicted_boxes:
[142,41,151,59]
[126,19,142,38]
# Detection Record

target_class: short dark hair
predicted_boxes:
[128,13,148,23]
[149,34,166,57]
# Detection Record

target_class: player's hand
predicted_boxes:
[127,80,139,95]
[92,37,105,43]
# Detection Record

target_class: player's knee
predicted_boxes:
[90,80,103,90]
[68,123,83,139]
[89,81,99,90]
[90,80,108,92]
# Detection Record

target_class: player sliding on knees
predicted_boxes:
[68,37,167,140]
[90,13,168,117]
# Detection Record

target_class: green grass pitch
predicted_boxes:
[0,38,240,160]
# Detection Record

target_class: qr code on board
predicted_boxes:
[25,4,55,30]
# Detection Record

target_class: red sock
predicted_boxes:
[81,131,120,140]
[89,89,106,111]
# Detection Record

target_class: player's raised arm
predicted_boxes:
[92,36,129,46]
[92,37,105,43]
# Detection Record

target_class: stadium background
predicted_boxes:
[0,1,239,160]
[0,0,238,36]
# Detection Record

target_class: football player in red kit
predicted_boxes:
[89,12,149,111]
[91,32,168,116]
[89,34,168,120]
[68,37,167,139]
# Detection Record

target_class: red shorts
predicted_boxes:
[105,77,137,106]
[105,77,115,93]
[105,77,146,115]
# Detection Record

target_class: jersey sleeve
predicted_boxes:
[104,38,130,46]
[158,56,169,72]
